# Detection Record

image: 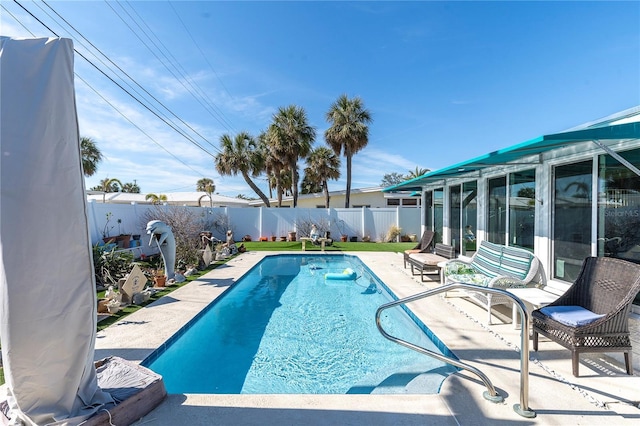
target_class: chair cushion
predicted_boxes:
[409,252,445,266]
[539,305,605,327]
[500,246,533,280]
[470,241,502,278]
[447,273,492,287]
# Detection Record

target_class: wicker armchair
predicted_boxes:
[532,256,640,377]
[403,230,435,268]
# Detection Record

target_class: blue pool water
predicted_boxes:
[143,254,457,394]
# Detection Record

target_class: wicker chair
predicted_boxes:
[403,230,435,268]
[532,256,640,377]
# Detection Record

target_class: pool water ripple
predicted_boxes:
[143,254,457,394]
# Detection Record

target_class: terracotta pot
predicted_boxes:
[341,235,348,242]
[154,275,166,287]
[116,234,131,248]
[271,236,277,241]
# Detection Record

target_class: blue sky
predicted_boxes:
[2,1,639,198]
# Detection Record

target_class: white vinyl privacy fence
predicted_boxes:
[87,201,421,253]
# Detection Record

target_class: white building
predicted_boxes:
[249,186,420,208]
[384,106,640,306]
[87,191,251,207]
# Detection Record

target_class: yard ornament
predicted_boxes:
[146,220,176,279]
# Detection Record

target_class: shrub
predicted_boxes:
[140,205,213,268]
[93,244,134,288]
[386,225,402,242]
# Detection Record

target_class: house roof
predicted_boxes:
[383,107,640,192]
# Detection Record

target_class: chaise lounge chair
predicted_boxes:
[532,256,640,377]
[403,230,435,269]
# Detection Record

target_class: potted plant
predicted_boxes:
[337,220,348,242]
[271,235,277,242]
[288,231,297,242]
[106,298,121,314]
[154,269,166,287]
[102,212,116,244]
[115,218,131,249]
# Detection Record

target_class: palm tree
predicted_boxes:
[300,172,323,195]
[197,178,215,208]
[196,178,215,193]
[97,177,122,193]
[145,193,167,205]
[80,136,103,177]
[215,131,271,207]
[268,105,316,207]
[325,95,372,208]
[304,146,341,207]
[121,181,141,193]
[260,129,288,206]
[406,167,430,180]
[91,177,122,202]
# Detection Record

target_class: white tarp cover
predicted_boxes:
[0,37,113,425]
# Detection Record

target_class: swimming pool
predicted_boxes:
[143,254,457,394]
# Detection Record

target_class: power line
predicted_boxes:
[40,0,220,155]
[126,0,237,133]
[75,73,207,178]
[12,0,217,158]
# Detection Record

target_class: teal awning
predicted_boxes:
[383,121,640,193]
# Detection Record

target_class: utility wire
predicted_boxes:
[166,0,237,125]
[12,0,216,158]
[2,2,209,179]
[41,0,219,154]
[75,73,207,178]
[104,0,226,148]
[127,0,237,133]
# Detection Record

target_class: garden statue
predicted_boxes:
[146,220,176,279]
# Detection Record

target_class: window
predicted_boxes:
[433,188,444,244]
[553,160,592,282]
[509,169,535,251]
[386,199,400,206]
[597,148,640,270]
[449,185,461,252]
[402,198,418,206]
[462,181,478,254]
[487,176,507,244]
[424,190,433,232]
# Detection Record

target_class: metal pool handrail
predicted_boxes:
[375,283,536,419]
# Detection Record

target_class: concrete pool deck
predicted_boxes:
[95,251,640,425]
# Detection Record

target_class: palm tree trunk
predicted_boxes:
[323,181,330,208]
[345,154,352,208]
[291,161,299,207]
[241,171,270,207]
[276,175,283,207]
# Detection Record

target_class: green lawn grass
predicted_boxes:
[241,240,415,252]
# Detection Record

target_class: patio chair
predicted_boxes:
[532,256,640,377]
[403,230,435,268]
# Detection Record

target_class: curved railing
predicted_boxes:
[375,283,536,418]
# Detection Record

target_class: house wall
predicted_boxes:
[420,138,640,293]
[254,189,420,209]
